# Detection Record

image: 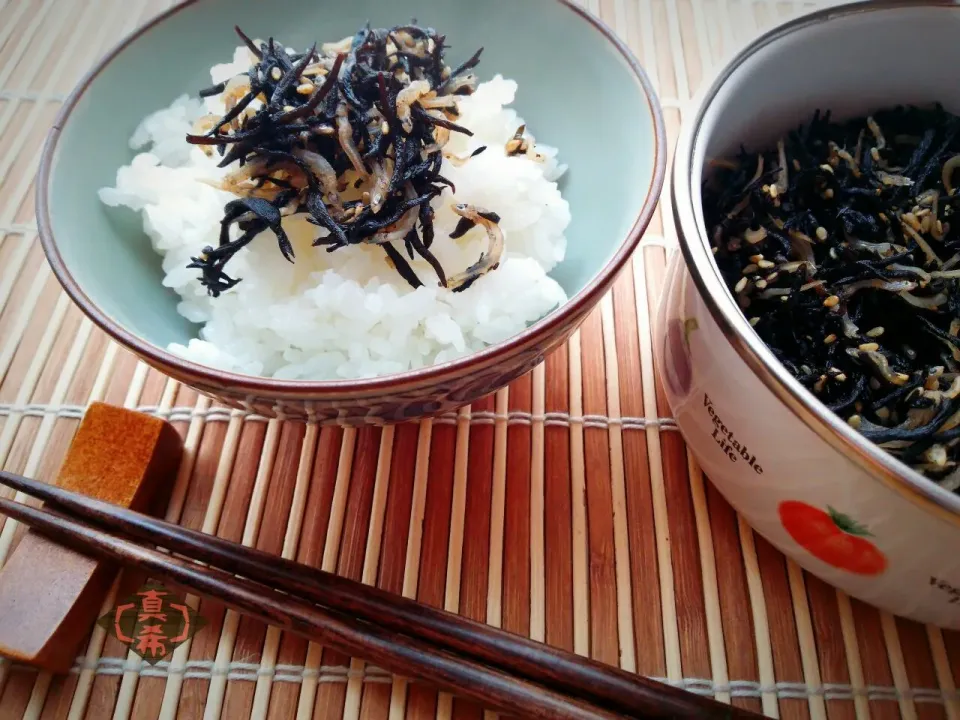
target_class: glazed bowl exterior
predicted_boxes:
[658,0,960,627]
[38,0,665,423]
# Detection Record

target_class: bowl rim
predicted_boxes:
[36,0,666,398]
[671,0,960,522]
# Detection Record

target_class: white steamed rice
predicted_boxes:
[99,47,571,380]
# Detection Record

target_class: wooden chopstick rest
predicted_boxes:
[0,403,182,672]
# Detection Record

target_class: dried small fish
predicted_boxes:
[445,204,505,292]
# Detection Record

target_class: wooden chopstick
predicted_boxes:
[0,471,762,720]
[0,491,625,720]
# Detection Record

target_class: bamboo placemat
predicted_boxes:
[0,0,958,718]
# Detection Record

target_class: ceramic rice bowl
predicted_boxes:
[39,0,665,423]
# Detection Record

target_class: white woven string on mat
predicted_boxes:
[9,657,958,705]
[0,402,680,431]
[0,222,37,234]
[0,89,66,102]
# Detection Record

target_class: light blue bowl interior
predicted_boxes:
[49,0,658,348]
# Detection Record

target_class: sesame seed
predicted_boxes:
[741,264,759,275]
[271,67,282,81]
[847,415,862,429]
[926,445,948,467]
[734,277,748,293]
[858,342,880,352]
[757,259,775,269]
[824,188,835,199]
[755,280,768,290]
[296,82,314,95]
[749,317,760,327]
[780,296,789,303]
[769,185,779,199]
[749,254,764,263]
[819,164,834,174]
[835,373,847,382]
[381,121,390,135]
[871,147,880,162]
[815,226,828,241]
[762,184,770,193]
[824,334,838,344]
[765,272,779,283]
[823,295,840,308]
[866,327,885,338]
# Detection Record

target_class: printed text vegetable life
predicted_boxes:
[704,394,763,474]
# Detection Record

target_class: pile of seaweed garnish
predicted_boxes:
[703,104,960,492]
[185,24,508,297]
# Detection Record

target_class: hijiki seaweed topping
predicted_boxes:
[704,105,960,492]
[185,24,530,296]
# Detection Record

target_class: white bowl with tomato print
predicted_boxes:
[657,0,960,628]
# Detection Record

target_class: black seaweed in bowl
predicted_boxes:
[703,104,960,493]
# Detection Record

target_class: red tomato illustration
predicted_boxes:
[778,500,888,576]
